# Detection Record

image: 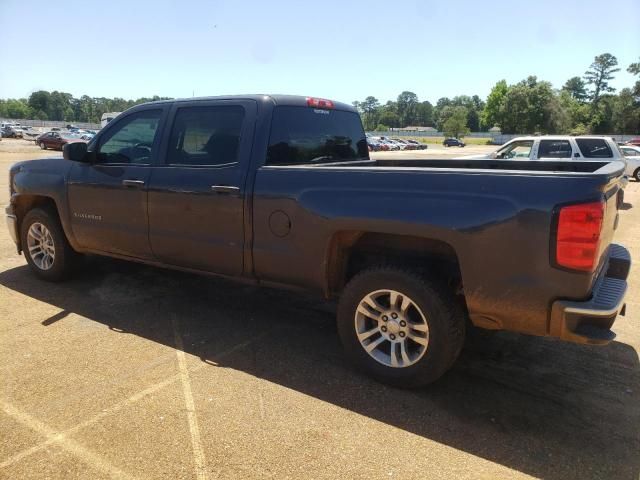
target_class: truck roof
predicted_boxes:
[142,94,357,112]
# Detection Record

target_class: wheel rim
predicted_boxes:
[354,289,429,368]
[26,222,55,270]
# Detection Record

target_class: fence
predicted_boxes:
[0,118,100,130]
[366,131,639,145]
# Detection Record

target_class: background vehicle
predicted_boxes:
[460,136,625,162]
[100,112,121,128]
[367,138,383,151]
[626,138,640,146]
[620,145,640,180]
[392,138,416,150]
[6,95,630,388]
[406,139,427,150]
[443,138,465,147]
[36,131,84,150]
[1,125,23,138]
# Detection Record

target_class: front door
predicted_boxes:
[67,108,166,259]
[147,100,256,276]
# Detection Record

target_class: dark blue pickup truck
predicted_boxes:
[5,95,631,387]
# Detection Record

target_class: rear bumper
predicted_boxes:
[550,244,631,345]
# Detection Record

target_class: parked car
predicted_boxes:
[101,112,121,128]
[405,139,427,150]
[626,138,640,147]
[443,138,465,147]
[36,131,84,150]
[392,138,420,150]
[620,145,640,181]
[1,125,23,138]
[367,138,383,152]
[380,139,400,151]
[5,94,630,388]
[80,133,95,141]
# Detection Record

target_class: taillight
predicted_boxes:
[556,201,605,272]
[306,97,334,109]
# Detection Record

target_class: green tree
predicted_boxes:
[415,101,434,126]
[28,90,51,116]
[628,58,640,98]
[481,80,508,129]
[396,91,418,127]
[378,111,400,128]
[611,88,640,134]
[5,99,31,118]
[360,96,380,131]
[584,53,620,105]
[442,106,469,138]
[562,76,588,102]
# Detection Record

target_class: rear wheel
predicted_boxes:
[21,208,77,281]
[39,142,47,149]
[337,266,465,388]
[634,168,640,181]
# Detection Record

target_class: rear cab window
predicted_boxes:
[576,138,613,158]
[538,140,572,158]
[266,106,369,166]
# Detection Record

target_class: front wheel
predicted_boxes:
[21,208,78,281]
[39,142,47,150]
[634,168,640,181]
[337,266,465,388]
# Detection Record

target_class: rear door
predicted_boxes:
[147,99,257,276]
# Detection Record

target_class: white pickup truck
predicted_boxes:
[461,136,626,162]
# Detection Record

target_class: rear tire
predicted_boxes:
[39,142,46,150]
[634,168,640,181]
[337,266,466,388]
[21,208,77,281]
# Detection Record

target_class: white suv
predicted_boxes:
[462,136,626,162]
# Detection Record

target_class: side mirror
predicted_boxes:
[63,142,89,162]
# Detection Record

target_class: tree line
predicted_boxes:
[353,53,640,136]
[0,91,171,124]
[0,52,638,134]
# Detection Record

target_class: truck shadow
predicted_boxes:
[1,258,638,480]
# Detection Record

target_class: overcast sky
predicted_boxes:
[1,0,638,104]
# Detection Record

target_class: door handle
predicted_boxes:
[211,185,240,194]
[122,179,145,187]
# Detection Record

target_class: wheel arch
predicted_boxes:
[325,231,465,302]
[13,195,61,252]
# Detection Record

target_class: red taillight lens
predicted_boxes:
[556,201,605,272]
[306,97,334,109]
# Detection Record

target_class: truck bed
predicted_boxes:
[308,158,624,175]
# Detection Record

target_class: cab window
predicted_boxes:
[576,138,613,158]
[496,140,534,159]
[97,110,162,164]
[166,105,245,166]
[538,140,572,158]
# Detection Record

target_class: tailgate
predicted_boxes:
[594,172,625,279]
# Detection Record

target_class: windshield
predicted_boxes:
[266,106,368,165]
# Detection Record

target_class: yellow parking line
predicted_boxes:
[1,401,135,479]
[0,333,266,472]
[173,317,208,480]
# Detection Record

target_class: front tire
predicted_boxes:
[337,266,465,388]
[634,168,640,181]
[39,142,47,150]
[21,208,77,281]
